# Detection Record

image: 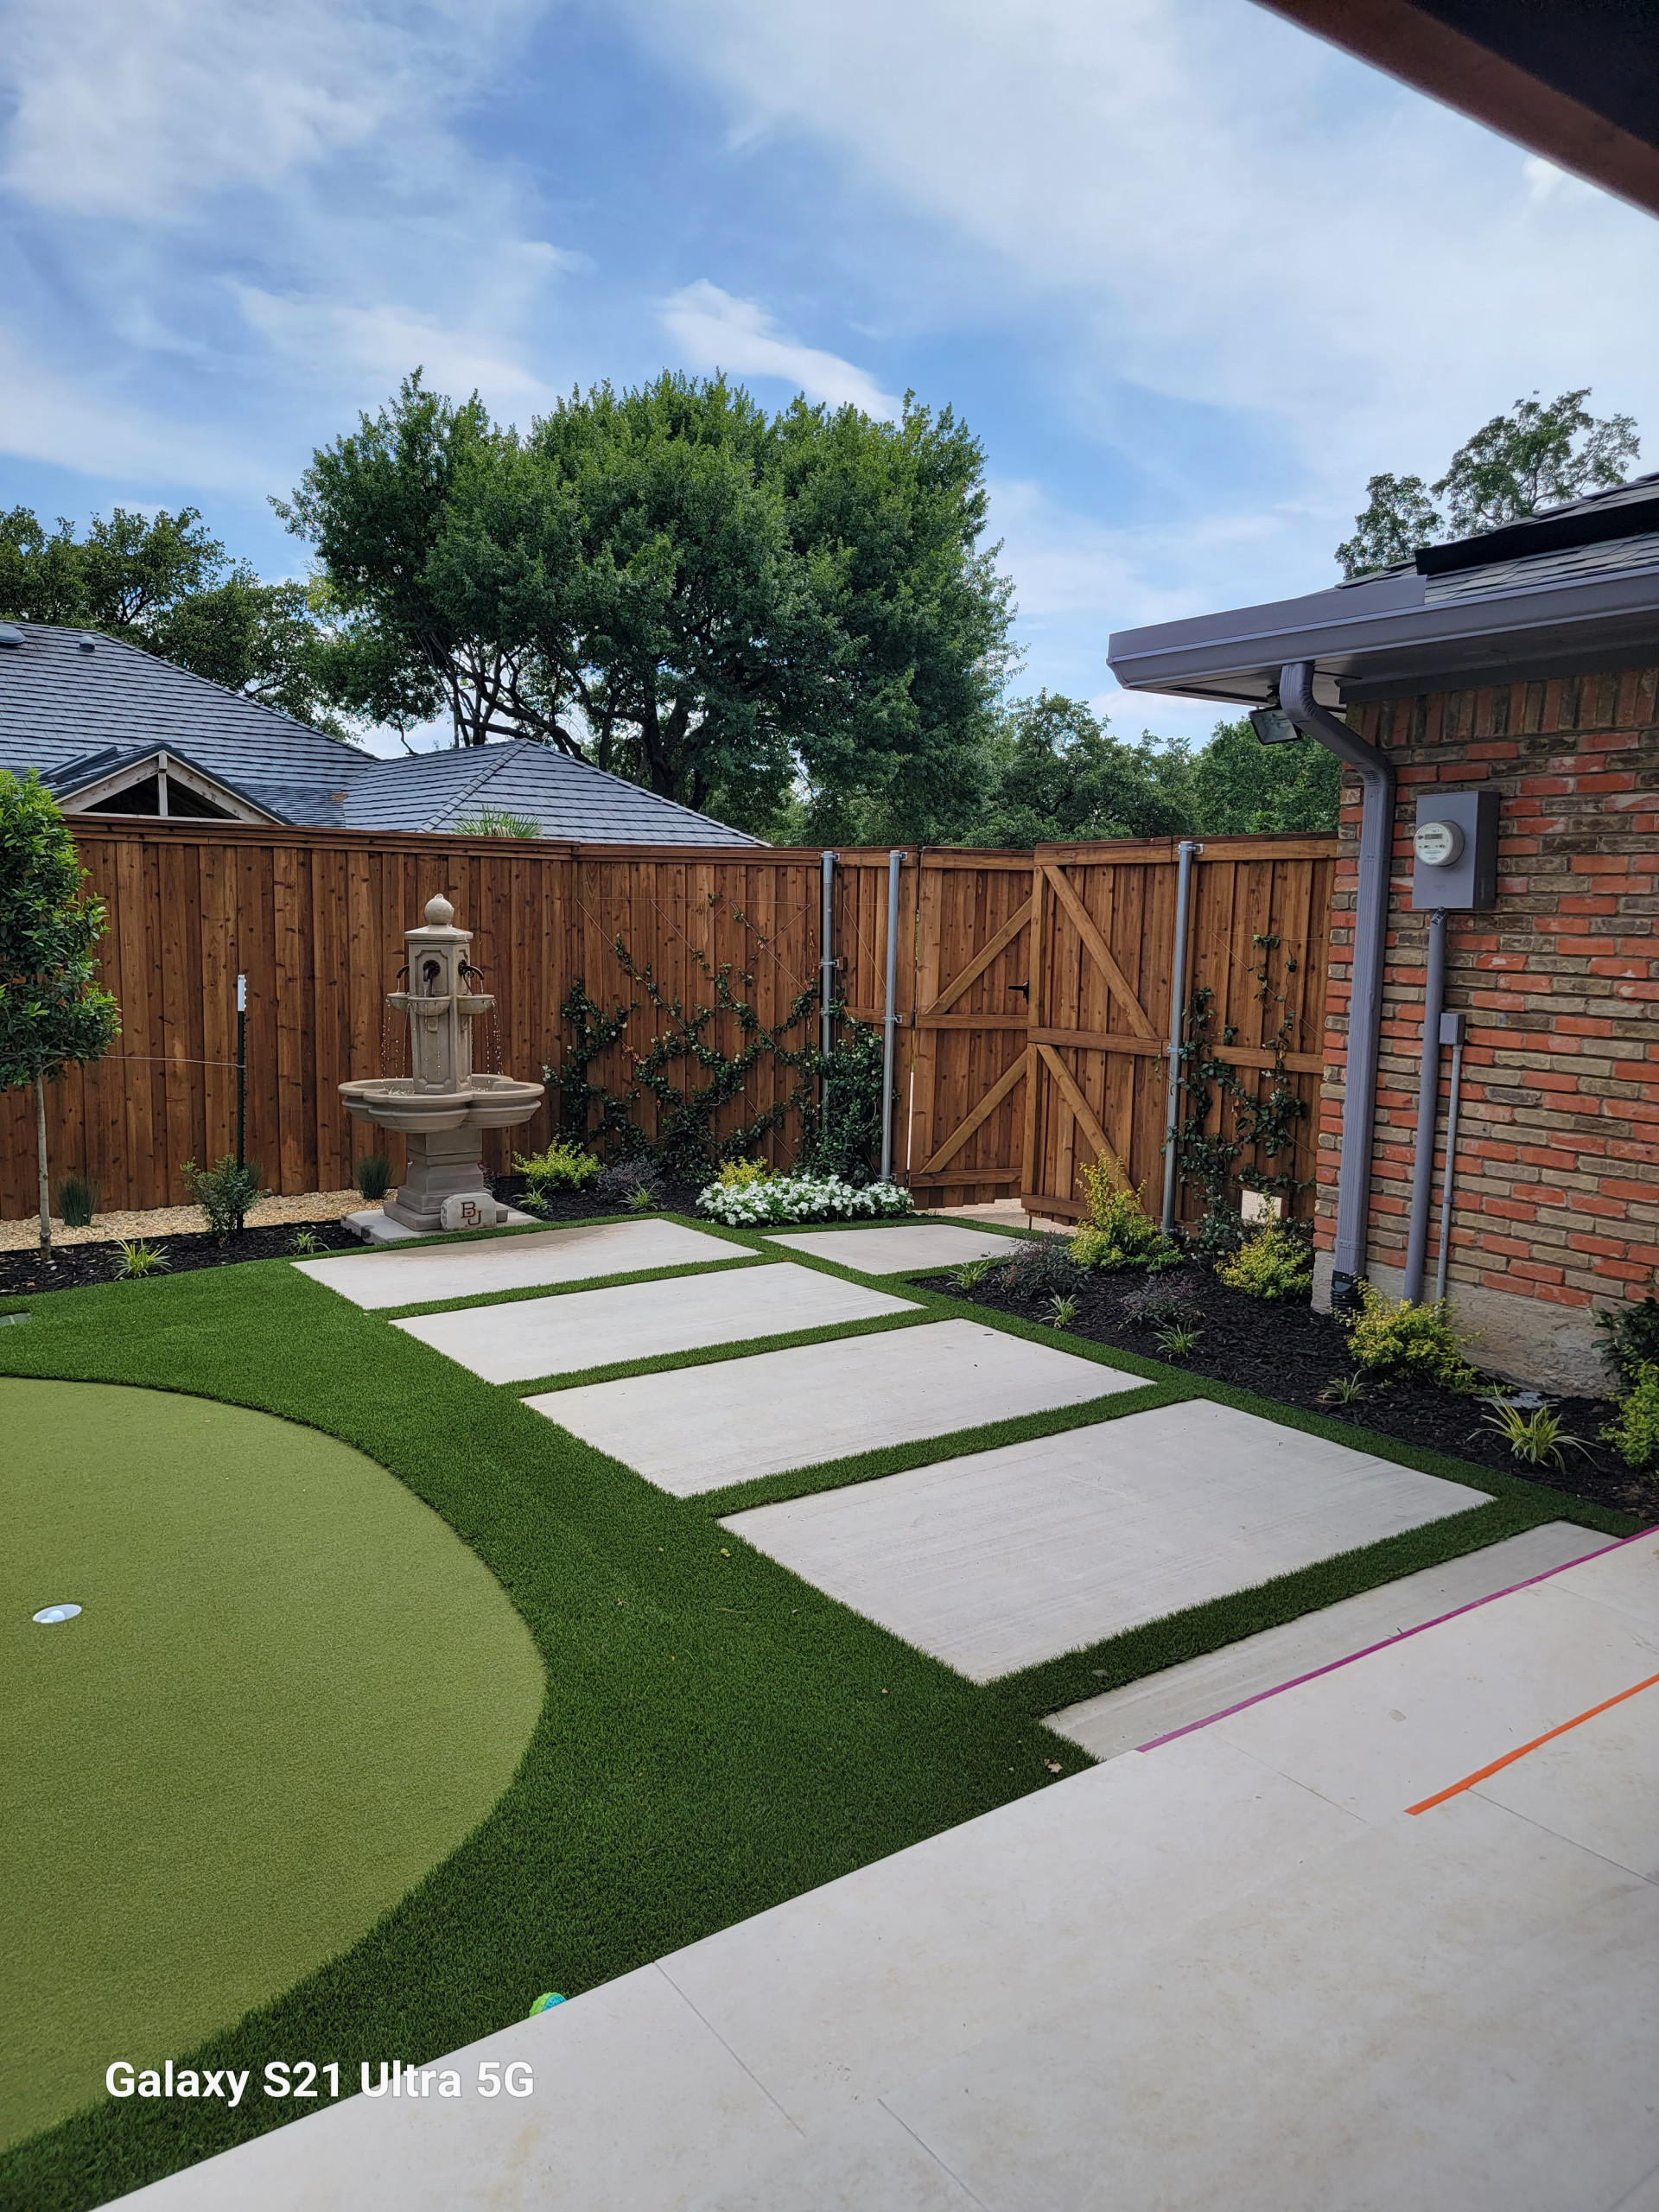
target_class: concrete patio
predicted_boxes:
[112,1533,1659,2211]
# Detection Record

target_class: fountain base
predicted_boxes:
[384,1128,520,1236]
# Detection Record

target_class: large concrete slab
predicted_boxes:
[295,1218,751,1312]
[108,1961,804,2212]
[722,1399,1485,1681]
[883,1789,1659,2212]
[107,1541,1659,2212]
[1046,1520,1618,1760]
[394,1264,916,1385]
[534,1319,1140,1494]
[763,1224,1020,1272]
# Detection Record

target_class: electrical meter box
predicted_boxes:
[1411,788,1500,911]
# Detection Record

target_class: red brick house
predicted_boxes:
[1109,478,1659,1394]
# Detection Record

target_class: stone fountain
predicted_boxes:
[340,894,545,1242]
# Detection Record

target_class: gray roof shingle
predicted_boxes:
[0,622,762,845]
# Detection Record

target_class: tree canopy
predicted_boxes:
[0,505,353,737]
[1335,388,1640,578]
[279,371,1013,836]
[957,694,1340,846]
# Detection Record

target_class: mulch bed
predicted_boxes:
[926,1260,1658,1523]
[0,1176,710,1298]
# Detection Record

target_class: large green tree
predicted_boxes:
[1336,389,1640,578]
[0,771,120,1252]
[281,371,1013,836]
[0,505,354,737]
[958,696,1339,846]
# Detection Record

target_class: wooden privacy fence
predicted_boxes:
[0,822,1335,1223]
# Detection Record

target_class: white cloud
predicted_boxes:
[0,0,535,223]
[662,281,903,416]
[622,0,1659,524]
[235,289,561,420]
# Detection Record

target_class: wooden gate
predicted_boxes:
[903,836,1336,1223]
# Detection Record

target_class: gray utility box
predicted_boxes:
[1411,788,1500,911]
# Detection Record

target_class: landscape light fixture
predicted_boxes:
[1249,704,1302,746]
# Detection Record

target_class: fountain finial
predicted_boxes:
[424,893,455,927]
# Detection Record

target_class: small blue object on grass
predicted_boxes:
[33,1604,82,1624]
[527,1992,565,2018]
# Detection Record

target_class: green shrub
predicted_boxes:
[1602,1362,1659,1471]
[1214,1219,1313,1302]
[1045,1294,1078,1331]
[513,1137,601,1192]
[288,1227,323,1255]
[355,1153,392,1202]
[181,1155,264,1241]
[950,1259,993,1292]
[1318,1372,1367,1406]
[716,1159,769,1188]
[992,1238,1084,1304]
[54,1173,96,1228]
[1344,1283,1479,1392]
[1595,1275,1659,1391]
[1068,1173,1179,1274]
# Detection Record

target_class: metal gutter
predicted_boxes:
[1109,556,1659,704]
[1279,663,1394,1307]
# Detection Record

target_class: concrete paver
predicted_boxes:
[393,1264,916,1385]
[532,1319,1140,1493]
[763,1224,1020,1272]
[294,1218,752,1312]
[1046,1519,1616,1759]
[722,1399,1484,1681]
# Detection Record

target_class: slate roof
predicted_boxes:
[0,622,761,845]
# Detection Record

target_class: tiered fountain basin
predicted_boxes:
[340,895,547,1242]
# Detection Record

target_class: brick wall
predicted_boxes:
[1317,665,1659,1389]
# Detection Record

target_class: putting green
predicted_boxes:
[0,1378,543,2151]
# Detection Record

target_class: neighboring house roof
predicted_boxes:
[0,621,762,846]
[41,742,286,824]
[1107,473,1659,709]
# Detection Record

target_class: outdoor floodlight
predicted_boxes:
[1249,705,1302,746]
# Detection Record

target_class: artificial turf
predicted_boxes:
[0,1379,542,2155]
[0,1219,1638,2211]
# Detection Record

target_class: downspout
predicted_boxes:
[1402,907,1448,1306]
[819,852,837,1061]
[1432,1009,1466,1306]
[1277,662,1395,1312]
[1160,838,1203,1234]
[880,849,903,1185]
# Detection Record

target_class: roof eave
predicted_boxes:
[1108,566,1659,708]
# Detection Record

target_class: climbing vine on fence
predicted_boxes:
[1171,931,1311,1254]
[542,894,887,1182]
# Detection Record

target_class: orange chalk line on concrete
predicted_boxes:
[1406,1670,1659,1816]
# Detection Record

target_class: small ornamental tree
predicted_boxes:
[0,771,120,1252]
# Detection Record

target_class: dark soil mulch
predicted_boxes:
[926,1260,1658,1523]
[0,1175,711,1300]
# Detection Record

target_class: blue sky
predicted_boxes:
[5,0,1659,757]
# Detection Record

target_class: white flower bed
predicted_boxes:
[696,1174,916,1227]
